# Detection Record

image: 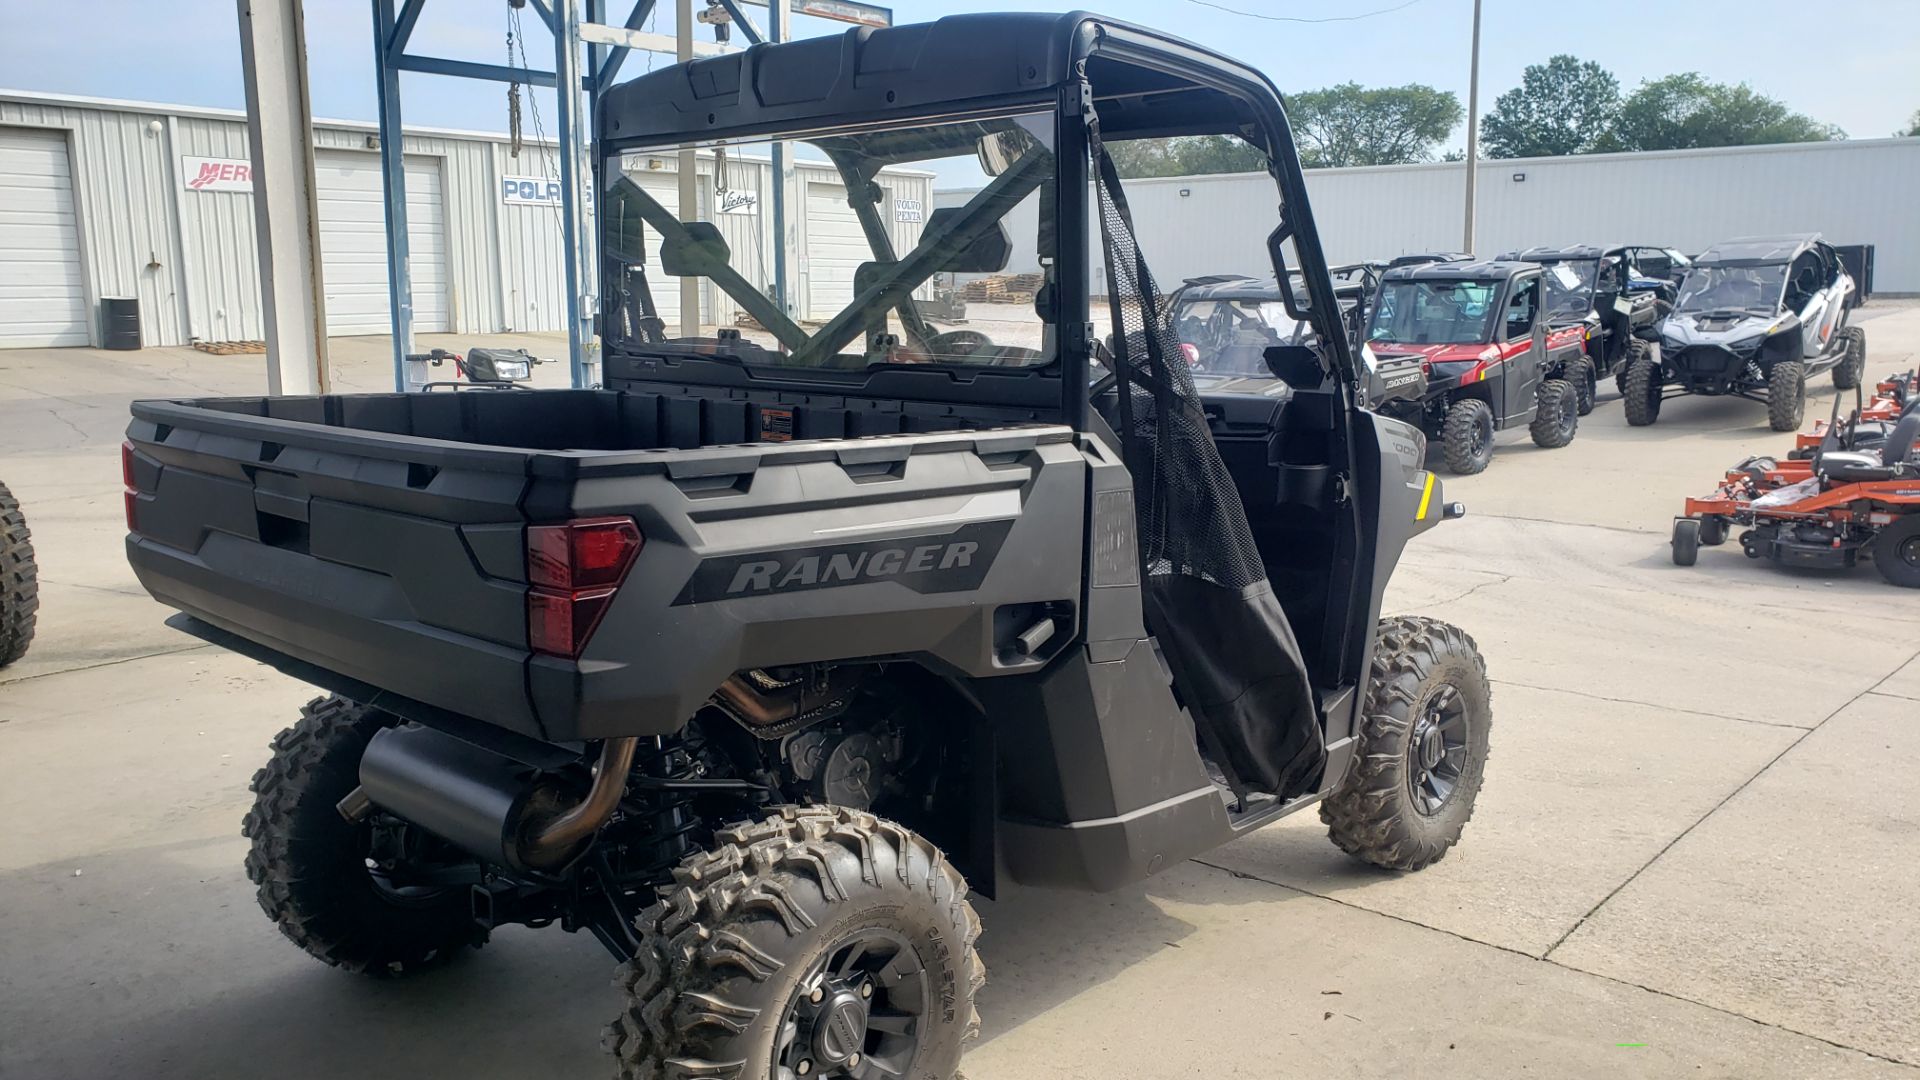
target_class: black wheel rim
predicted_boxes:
[775,928,929,1080]
[1407,683,1470,817]
[1471,414,1492,457]
[1899,535,1920,570]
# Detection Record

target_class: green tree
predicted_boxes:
[1286,82,1462,167]
[1480,55,1620,158]
[1597,73,1844,151]
[1107,135,1268,179]
[1904,109,1920,137]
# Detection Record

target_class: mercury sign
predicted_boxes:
[502,176,564,205]
[180,156,254,193]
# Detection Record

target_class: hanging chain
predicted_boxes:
[506,28,524,157]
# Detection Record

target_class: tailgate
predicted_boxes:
[124,399,545,737]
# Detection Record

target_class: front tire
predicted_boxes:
[1529,378,1578,449]
[1671,518,1701,566]
[1832,326,1867,390]
[1441,398,1496,475]
[608,806,985,1080]
[1623,351,1662,427]
[1873,516,1920,588]
[1768,361,1806,432]
[1322,617,1491,872]
[242,695,488,976]
[0,480,37,668]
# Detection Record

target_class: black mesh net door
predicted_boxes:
[1090,129,1325,802]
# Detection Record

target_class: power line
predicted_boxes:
[1183,0,1428,24]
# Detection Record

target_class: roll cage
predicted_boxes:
[593,11,1361,421]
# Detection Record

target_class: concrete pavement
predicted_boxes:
[2,310,1918,1078]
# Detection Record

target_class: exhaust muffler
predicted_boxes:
[353,724,636,873]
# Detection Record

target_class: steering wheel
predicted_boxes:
[927,330,994,355]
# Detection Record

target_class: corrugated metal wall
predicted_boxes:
[0,97,187,346]
[940,138,1920,295]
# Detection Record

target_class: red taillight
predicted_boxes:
[122,441,140,531]
[526,517,643,658]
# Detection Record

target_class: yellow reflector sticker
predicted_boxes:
[1416,472,1436,521]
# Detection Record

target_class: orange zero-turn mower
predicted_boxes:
[1673,404,1920,587]
[1792,365,1917,458]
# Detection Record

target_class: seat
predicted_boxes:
[1819,411,1920,483]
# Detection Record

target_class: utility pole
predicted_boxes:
[1462,0,1482,254]
[238,0,330,395]
[768,0,789,321]
[676,0,700,337]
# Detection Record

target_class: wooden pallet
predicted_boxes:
[191,340,267,355]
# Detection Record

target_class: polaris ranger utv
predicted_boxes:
[1366,259,1583,474]
[1497,244,1667,416]
[1631,234,1864,431]
[123,14,1491,1078]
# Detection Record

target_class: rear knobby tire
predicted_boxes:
[1832,326,1867,390]
[1623,351,1662,427]
[1768,361,1806,432]
[242,694,488,976]
[1873,515,1920,589]
[1529,379,1578,449]
[1441,398,1496,475]
[1565,355,1596,416]
[608,806,985,1080]
[0,480,38,669]
[1671,518,1701,567]
[1322,616,1491,872]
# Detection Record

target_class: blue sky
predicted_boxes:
[4,0,1917,151]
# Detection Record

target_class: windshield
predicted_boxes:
[1674,264,1787,314]
[1368,280,1499,345]
[1171,297,1306,375]
[601,115,1055,371]
[1539,260,1598,320]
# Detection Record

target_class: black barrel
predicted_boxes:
[101,297,141,350]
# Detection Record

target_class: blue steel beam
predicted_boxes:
[370,0,415,391]
[387,0,427,58]
[527,0,558,32]
[394,54,562,87]
[595,0,658,90]
[714,0,764,44]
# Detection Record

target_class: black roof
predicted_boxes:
[1499,244,1614,262]
[1174,272,1366,304]
[599,12,1280,150]
[1386,252,1472,268]
[1694,234,1822,267]
[1380,259,1537,284]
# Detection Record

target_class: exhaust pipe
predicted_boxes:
[355,725,637,873]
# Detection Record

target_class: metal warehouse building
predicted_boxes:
[0,90,931,350]
[940,137,1920,295]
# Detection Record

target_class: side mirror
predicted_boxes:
[1264,344,1323,385]
[923,207,1011,273]
[976,128,1036,177]
[658,221,732,277]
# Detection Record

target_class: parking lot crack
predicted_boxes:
[1193,858,1920,1071]
[1488,679,1811,730]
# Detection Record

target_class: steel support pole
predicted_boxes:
[676,0,700,337]
[768,0,789,320]
[370,0,416,391]
[553,0,599,386]
[1462,0,1482,254]
[237,0,329,395]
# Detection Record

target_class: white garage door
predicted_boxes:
[804,182,869,321]
[0,128,89,348]
[315,151,448,336]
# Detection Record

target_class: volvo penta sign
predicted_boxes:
[502,176,564,205]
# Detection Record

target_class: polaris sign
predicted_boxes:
[501,176,563,205]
